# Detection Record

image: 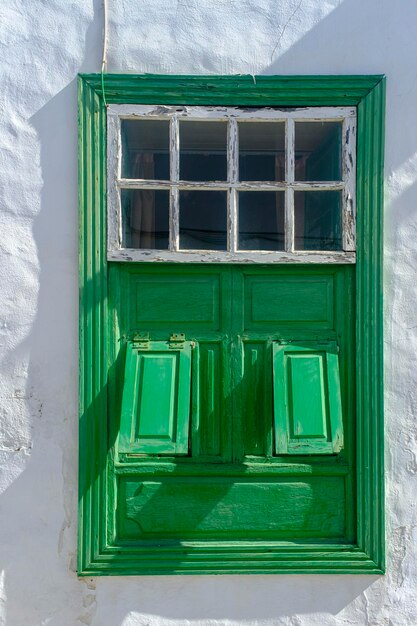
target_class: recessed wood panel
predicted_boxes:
[244,275,334,328]
[288,354,328,438]
[273,341,344,455]
[198,343,223,457]
[119,341,192,455]
[242,343,269,456]
[118,476,345,541]
[131,273,221,329]
[136,353,177,439]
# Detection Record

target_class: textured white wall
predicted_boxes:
[0,0,416,624]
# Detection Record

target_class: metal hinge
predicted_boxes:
[131,331,150,349]
[169,333,186,349]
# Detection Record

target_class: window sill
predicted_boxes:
[108,249,356,264]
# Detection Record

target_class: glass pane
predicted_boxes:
[294,191,342,251]
[238,192,285,250]
[239,122,285,181]
[121,189,169,249]
[179,191,227,250]
[294,121,342,181]
[180,122,227,181]
[121,120,170,180]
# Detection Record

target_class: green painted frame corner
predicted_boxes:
[78,74,385,575]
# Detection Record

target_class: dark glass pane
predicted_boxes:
[294,191,342,251]
[179,191,227,250]
[121,120,170,180]
[121,189,169,249]
[295,122,342,181]
[180,122,227,181]
[239,122,285,181]
[238,192,285,250]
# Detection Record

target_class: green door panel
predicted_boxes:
[118,476,345,541]
[244,273,334,329]
[119,339,192,455]
[273,340,344,455]
[111,264,353,546]
[196,342,223,457]
[130,272,222,330]
[242,342,270,456]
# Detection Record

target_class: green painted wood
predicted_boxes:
[199,344,222,456]
[79,74,385,575]
[81,73,384,107]
[243,342,268,456]
[273,341,343,455]
[244,273,334,329]
[110,264,352,552]
[356,78,386,572]
[118,476,345,540]
[78,77,109,573]
[121,264,233,462]
[119,340,192,455]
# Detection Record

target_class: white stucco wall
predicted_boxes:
[1,0,416,624]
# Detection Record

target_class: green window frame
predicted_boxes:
[78,74,385,575]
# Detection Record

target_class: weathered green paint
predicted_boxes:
[273,341,343,455]
[118,476,345,541]
[119,340,192,455]
[78,74,385,575]
[81,73,383,107]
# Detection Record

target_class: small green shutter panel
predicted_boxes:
[119,338,192,455]
[273,340,343,455]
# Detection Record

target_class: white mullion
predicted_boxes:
[342,115,357,251]
[107,112,122,251]
[108,248,356,264]
[228,118,239,253]
[170,116,180,251]
[108,104,356,122]
[118,180,171,189]
[285,118,295,253]
[117,179,344,191]
[164,182,345,190]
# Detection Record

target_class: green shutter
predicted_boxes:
[273,340,343,455]
[119,338,192,455]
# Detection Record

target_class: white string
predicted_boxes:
[101,0,109,106]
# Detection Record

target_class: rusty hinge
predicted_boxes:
[169,333,186,349]
[131,331,150,349]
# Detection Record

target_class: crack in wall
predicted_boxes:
[270,0,303,61]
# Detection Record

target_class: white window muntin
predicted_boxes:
[107,104,356,263]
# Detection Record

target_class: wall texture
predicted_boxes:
[0,0,416,623]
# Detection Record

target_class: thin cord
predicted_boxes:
[101,0,109,106]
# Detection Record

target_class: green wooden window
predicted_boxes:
[272,340,343,455]
[119,336,192,455]
[79,74,385,575]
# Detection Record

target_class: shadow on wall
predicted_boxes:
[0,0,106,621]
[2,0,417,623]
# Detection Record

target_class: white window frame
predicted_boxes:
[107,105,356,263]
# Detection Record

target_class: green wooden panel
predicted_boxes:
[198,343,222,457]
[273,341,344,455]
[118,476,345,540]
[244,274,334,329]
[82,73,384,107]
[119,340,192,455]
[242,342,269,456]
[131,273,221,329]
